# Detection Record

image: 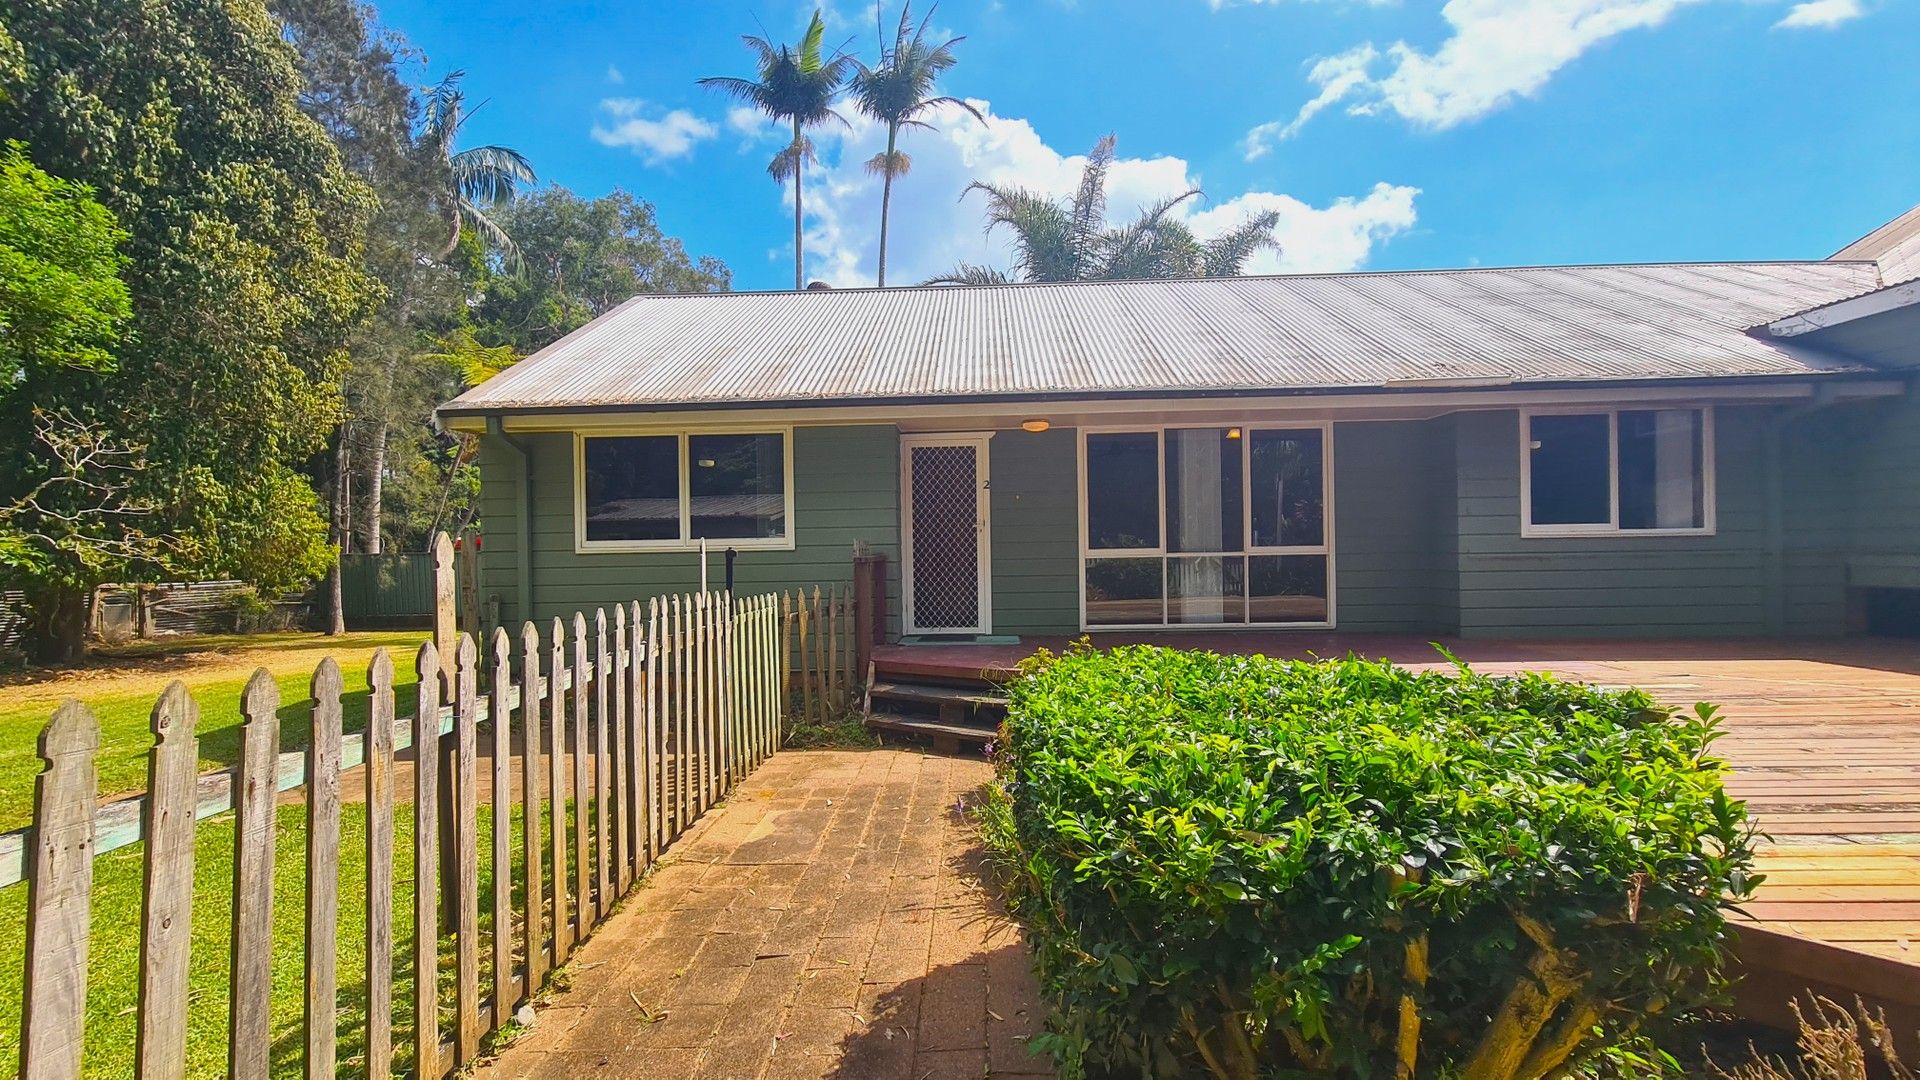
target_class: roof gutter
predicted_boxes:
[486,416,536,625]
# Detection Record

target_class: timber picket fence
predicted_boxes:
[11,589,783,1078]
[782,585,857,726]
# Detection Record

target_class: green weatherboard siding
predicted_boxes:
[476,425,902,630]
[471,402,1910,642]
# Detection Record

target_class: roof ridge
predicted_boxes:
[614,259,1879,301]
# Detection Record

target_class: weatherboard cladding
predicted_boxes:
[442,262,1882,414]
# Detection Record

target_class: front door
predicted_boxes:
[902,434,992,635]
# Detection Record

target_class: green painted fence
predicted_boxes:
[341,554,435,623]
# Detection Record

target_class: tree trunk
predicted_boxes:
[27,584,91,666]
[792,117,805,290]
[360,420,386,555]
[877,126,898,287]
[327,425,351,635]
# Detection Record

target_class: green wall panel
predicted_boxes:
[477,424,902,631]
[988,427,1081,636]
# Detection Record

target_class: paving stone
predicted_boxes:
[918,962,989,1051]
[476,749,1049,1078]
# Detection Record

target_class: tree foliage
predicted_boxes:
[932,135,1282,285]
[472,187,731,356]
[986,645,1757,1079]
[0,0,380,658]
[0,143,129,386]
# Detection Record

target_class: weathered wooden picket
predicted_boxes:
[14,589,784,1078]
[782,585,858,725]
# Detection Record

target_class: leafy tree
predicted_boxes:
[0,144,130,386]
[850,3,981,286]
[932,135,1282,285]
[699,9,855,290]
[472,187,730,356]
[0,0,380,660]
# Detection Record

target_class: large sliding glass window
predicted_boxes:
[1082,426,1331,628]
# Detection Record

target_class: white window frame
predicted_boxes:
[573,427,797,553]
[1075,422,1336,631]
[1518,406,1716,538]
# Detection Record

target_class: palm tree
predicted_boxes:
[700,10,856,290]
[929,135,1283,284]
[422,71,536,270]
[850,4,981,287]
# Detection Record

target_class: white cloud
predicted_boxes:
[606,64,624,84]
[1245,46,1379,159]
[590,99,718,165]
[1247,0,1711,143]
[784,98,1419,287]
[1774,0,1864,28]
[727,106,780,142]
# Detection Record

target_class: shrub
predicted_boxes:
[985,645,1757,1079]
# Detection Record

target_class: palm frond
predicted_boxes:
[1068,135,1117,272]
[451,144,535,205]
[768,136,817,181]
[462,199,526,274]
[865,149,911,178]
[1201,210,1282,277]
[696,75,778,112]
[922,263,1014,286]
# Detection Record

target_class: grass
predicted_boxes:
[0,796,585,1077]
[0,631,427,832]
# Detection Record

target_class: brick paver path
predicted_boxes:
[475,748,1054,1079]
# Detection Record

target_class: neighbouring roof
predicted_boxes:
[440,261,1885,416]
[1833,203,1920,286]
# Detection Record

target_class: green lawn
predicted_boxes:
[0,631,426,832]
[0,799,565,1077]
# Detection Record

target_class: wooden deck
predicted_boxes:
[876,634,1920,1038]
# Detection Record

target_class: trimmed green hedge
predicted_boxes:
[982,646,1757,1079]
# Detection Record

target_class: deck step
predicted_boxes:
[865,711,998,750]
[868,680,1007,710]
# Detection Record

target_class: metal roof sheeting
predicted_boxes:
[440,261,1884,415]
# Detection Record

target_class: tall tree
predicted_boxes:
[421,71,536,270]
[850,3,980,287]
[471,187,730,356]
[932,135,1283,285]
[0,0,380,660]
[699,9,855,289]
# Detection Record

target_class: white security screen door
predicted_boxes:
[902,435,992,635]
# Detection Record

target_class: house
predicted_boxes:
[438,208,1920,643]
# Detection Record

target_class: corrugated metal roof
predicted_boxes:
[440,261,1884,415]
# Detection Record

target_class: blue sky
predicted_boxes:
[375,0,1918,292]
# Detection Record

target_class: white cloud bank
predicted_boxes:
[590,99,718,164]
[784,98,1417,287]
[1774,0,1864,28]
[1244,0,1716,155]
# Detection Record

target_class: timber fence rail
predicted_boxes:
[9,589,784,1079]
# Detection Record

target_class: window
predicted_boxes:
[1081,426,1332,628]
[1521,408,1713,536]
[577,430,792,550]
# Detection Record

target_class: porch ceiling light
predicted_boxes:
[1227,427,1242,439]
[1020,419,1050,433]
